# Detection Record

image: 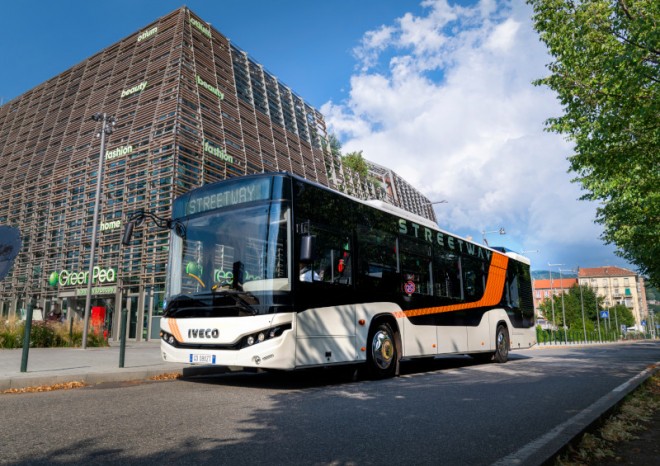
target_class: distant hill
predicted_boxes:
[532,270,578,280]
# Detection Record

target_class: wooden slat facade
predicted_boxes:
[0,7,334,336]
[0,6,434,339]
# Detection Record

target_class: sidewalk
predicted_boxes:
[0,340,218,391]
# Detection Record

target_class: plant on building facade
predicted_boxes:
[528,0,660,286]
[328,133,342,158]
[342,150,369,179]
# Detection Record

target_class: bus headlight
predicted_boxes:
[161,331,178,346]
[240,324,291,349]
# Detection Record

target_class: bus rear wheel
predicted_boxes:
[493,324,509,363]
[367,322,398,379]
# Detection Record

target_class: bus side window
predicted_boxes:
[307,228,352,286]
[462,256,488,300]
[433,250,462,299]
[358,227,398,293]
[399,236,432,296]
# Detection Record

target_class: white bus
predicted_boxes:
[157,173,536,378]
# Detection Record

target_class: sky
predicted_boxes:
[0,0,633,273]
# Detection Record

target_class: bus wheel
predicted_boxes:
[368,322,398,379]
[493,325,509,363]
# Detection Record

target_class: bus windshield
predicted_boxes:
[164,201,290,317]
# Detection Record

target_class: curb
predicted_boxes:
[493,362,660,466]
[0,365,228,392]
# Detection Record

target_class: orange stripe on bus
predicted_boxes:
[403,253,509,318]
[169,318,184,342]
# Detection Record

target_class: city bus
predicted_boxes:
[158,172,536,378]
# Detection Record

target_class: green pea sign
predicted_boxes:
[48,267,117,287]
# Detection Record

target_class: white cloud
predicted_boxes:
[322,0,628,270]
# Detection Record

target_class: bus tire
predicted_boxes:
[367,322,398,379]
[493,324,509,363]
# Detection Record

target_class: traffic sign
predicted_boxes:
[600,310,609,319]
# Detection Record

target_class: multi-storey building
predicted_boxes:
[578,266,649,328]
[0,7,434,340]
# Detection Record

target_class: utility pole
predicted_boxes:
[82,113,115,349]
[578,272,587,343]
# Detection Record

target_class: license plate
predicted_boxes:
[189,354,216,364]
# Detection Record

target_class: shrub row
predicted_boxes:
[535,326,650,345]
[0,319,108,349]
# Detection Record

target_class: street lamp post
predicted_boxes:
[423,200,447,221]
[549,263,567,344]
[578,273,588,342]
[611,301,619,338]
[548,268,556,342]
[481,228,505,246]
[82,113,115,349]
[596,298,602,342]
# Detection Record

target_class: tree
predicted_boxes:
[539,284,602,329]
[609,304,635,327]
[328,133,342,158]
[528,0,660,286]
[343,150,369,178]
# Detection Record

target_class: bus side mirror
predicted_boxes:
[121,221,135,246]
[300,235,316,263]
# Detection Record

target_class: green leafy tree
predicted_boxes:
[609,304,635,327]
[343,150,369,178]
[539,284,602,329]
[328,133,342,158]
[528,0,660,286]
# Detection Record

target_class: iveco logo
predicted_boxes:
[188,328,220,339]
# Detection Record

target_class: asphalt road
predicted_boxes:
[1,342,658,465]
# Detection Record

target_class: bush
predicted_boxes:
[0,318,109,349]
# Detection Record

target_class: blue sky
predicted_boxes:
[0,0,425,108]
[0,0,633,273]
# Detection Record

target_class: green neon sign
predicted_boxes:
[48,267,117,287]
[190,18,211,38]
[204,140,233,163]
[137,27,158,42]
[106,145,133,160]
[121,81,147,98]
[196,75,224,100]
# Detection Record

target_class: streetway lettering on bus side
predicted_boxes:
[398,219,491,260]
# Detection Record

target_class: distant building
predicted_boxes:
[0,7,434,340]
[327,159,438,222]
[533,277,577,317]
[578,266,649,329]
